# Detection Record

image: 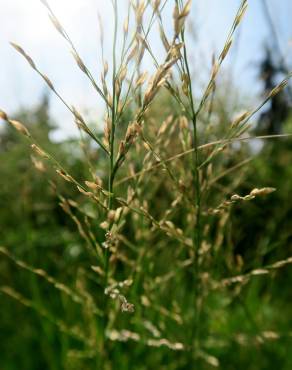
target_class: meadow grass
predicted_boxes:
[1,1,292,369]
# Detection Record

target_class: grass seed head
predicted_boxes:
[9,119,31,137]
[0,110,8,121]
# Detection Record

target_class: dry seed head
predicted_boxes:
[126,122,141,142]
[115,80,122,98]
[143,141,151,151]
[100,221,109,230]
[31,156,46,172]
[173,0,192,36]
[207,163,213,178]
[68,199,78,207]
[127,42,139,64]
[72,107,85,125]
[117,100,124,114]
[268,80,288,98]
[135,1,146,25]
[56,169,74,183]
[118,141,126,156]
[101,74,108,96]
[9,119,31,137]
[77,186,93,197]
[121,300,135,313]
[10,42,36,69]
[91,265,104,276]
[119,65,127,81]
[159,25,170,52]
[211,61,220,80]
[137,40,147,64]
[136,72,148,87]
[104,117,111,145]
[107,94,113,109]
[179,116,189,129]
[114,207,123,222]
[235,0,248,28]
[167,42,184,61]
[48,13,65,37]
[0,110,8,121]
[181,73,190,96]
[220,39,233,61]
[41,74,55,91]
[107,210,116,222]
[173,4,180,36]
[144,59,177,107]
[250,187,276,196]
[231,111,250,128]
[123,18,129,34]
[31,144,49,159]
[72,51,87,73]
[181,0,192,18]
[85,181,100,190]
[103,61,109,76]
[153,0,161,12]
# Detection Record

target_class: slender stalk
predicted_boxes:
[100,1,119,366]
[181,26,202,356]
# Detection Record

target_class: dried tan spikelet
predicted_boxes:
[114,207,123,222]
[250,187,276,196]
[0,109,8,120]
[173,4,180,36]
[8,119,30,137]
[231,187,276,203]
[77,186,93,197]
[146,338,184,351]
[179,116,189,129]
[143,58,179,107]
[103,117,111,147]
[234,0,248,28]
[136,72,148,87]
[31,156,46,172]
[123,18,129,34]
[231,111,250,128]
[220,38,233,61]
[173,0,192,36]
[103,61,109,76]
[126,42,139,64]
[268,80,288,98]
[31,144,49,159]
[159,25,170,51]
[119,65,127,82]
[72,107,86,129]
[108,329,140,342]
[181,73,190,96]
[40,74,55,90]
[101,76,108,97]
[91,265,104,276]
[85,180,101,191]
[121,300,135,313]
[48,13,65,37]
[71,51,87,73]
[181,0,192,18]
[153,0,161,12]
[211,61,220,80]
[56,170,74,183]
[10,42,36,69]
[100,221,109,230]
[135,1,147,25]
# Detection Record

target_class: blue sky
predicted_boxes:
[0,0,291,139]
